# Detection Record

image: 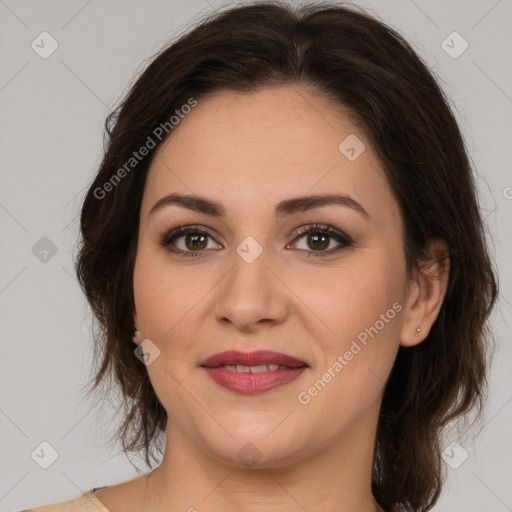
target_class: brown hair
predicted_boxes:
[75,2,498,510]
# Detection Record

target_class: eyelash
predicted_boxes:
[158,223,354,258]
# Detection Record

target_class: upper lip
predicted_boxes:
[201,350,308,368]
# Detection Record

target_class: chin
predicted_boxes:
[194,416,311,469]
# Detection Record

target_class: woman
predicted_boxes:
[24,1,498,511]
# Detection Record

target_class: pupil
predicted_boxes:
[309,233,328,250]
[187,234,207,250]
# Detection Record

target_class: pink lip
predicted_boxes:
[201,350,308,368]
[201,350,309,395]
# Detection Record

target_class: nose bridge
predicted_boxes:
[213,236,288,329]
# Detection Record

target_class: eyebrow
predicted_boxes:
[149,192,370,220]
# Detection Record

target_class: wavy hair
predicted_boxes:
[75,2,498,510]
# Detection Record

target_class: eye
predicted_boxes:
[159,225,221,258]
[288,223,354,257]
[159,223,354,258]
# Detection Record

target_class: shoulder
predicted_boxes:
[21,489,110,512]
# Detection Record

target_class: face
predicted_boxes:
[132,84,411,468]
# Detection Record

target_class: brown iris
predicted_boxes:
[186,233,208,251]
[307,233,329,251]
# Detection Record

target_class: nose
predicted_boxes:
[213,246,289,333]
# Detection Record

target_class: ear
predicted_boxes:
[399,238,450,347]
[132,311,141,346]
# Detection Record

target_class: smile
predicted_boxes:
[200,350,309,394]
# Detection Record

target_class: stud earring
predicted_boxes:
[132,329,141,342]
[415,327,421,337]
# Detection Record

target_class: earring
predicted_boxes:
[415,327,421,337]
[132,329,141,342]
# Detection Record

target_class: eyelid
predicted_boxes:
[288,224,352,245]
[158,224,220,253]
[159,223,354,257]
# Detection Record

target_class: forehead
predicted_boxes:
[141,85,397,224]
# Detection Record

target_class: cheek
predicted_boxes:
[133,248,210,339]
[297,284,401,434]
[132,252,206,410]
[302,248,405,341]
[298,252,404,401]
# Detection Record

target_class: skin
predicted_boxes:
[94,84,449,512]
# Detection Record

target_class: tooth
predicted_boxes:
[221,364,284,373]
[249,364,270,373]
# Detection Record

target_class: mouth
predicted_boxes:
[200,350,309,394]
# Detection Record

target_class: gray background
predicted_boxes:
[0,0,511,510]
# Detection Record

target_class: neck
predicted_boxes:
[143,407,384,512]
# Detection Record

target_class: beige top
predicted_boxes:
[22,489,110,512]
[23,487,400,511]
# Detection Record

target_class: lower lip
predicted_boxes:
[203,366,307,394]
